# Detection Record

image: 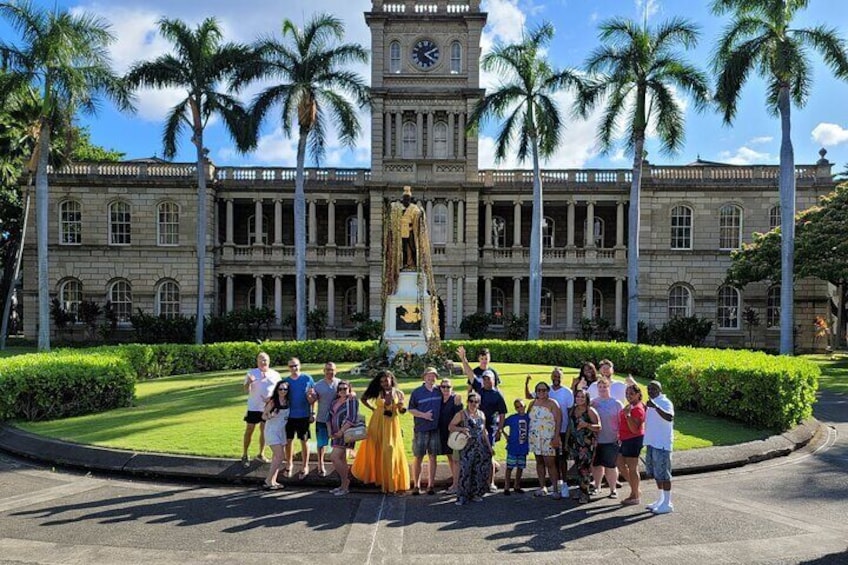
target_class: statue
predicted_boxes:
[383,186,435,297]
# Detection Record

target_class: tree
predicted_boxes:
[711,0,848,354]
[237,14,368,341]
[727,184,848,349]
[125,18,254,344]
[577,17,709,344]
[0,0,132,351]
[467,22,583,340]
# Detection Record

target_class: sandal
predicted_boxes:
[297,469,308,481]
[317,469,328,478]
[281,466,292,478]
[262,482,283,491]
[534,488,548,497]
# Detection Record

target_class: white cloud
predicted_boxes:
[635,0,660,21]
[717,146,775,165]
[811,122,848,146]
[748,136,773,145]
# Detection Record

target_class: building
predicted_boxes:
[21,0,837,350]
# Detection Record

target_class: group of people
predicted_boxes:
[241,349,676,514]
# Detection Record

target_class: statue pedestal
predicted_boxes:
[384,271,433,359]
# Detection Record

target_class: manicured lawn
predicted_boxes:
[18,362,773,460]
[804,354,848,394]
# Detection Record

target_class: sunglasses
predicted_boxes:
[288,365,299,369]
[468,400,480,404]
[536,388,549,393]
[439,385,451,389]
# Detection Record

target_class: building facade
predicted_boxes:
[20,0,838,350]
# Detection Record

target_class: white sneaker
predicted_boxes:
[560,484,570,498]
[646,499,661,511]
[651,502,674,514]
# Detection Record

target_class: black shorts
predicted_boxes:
[592,442,619,468]
[244,410,264,425]
[619,436,644,458]
[286,417,311,440]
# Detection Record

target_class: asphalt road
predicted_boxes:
[0,392,846,565]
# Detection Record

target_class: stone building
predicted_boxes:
[20,0,838,350]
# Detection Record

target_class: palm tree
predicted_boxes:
[711,0,848,355]
[125,18,255,344]
[0,1,132,351]
[578,17,709,343]
[467,22,583,340]
[237,14,368,341]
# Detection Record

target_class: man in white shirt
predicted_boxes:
[587,359,629,403]
[241,352,280,467]
[524,367,573,497]
[644,380,675,514]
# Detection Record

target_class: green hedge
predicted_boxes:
[0,350,135,421]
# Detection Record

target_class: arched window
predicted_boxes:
[247,280,271,309]
[109,201,131,245]
[402,121,416,158]
[583,288,603,319]
[433,122,448,158]
[766,285,780,328]
[491,287,506,326]
[158,201,180,246]
[344,287,358,326]
[59,278,82,319]
[719,204,743,250]
[450,41,462,73]
[668,284,693,318]
[717,285,740,329]
[670,205,693,250]
[432,203,448,244]
[540,288,554,327]
[156,280,180,318]
[247,214,269,245]
[769,205,781,231]
[346,216,360,246]
[109,280,132,323]
[542,216,555,248]
[59,200,82,245]
[389,41,401,73]
[492,216,506,248]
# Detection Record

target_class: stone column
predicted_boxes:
[254,199,263,245]
[485,200,493,247]
[446,277,454,329]
[427,112,434,157]
[385,112,392,158]
[457,200,465,244]
[456,276,464,328]
[585,277,594,319]
[225,274,234,313]
[457,113,465,158]
[585,200,595,248]
[616,199,625,248]
[274,199,282,245]
[308,199,317,244]
[426,199,434,238]
[274,275,282,324]
[566,199,575,247]
[225,199,234,245]
[395,111,403,157]
[356,200,365,247]
[484,277,492,313]
[254,274,263,308]
[327,199,336,246]
[308,275,316,311]
[447,113,455,158]
[327,275,335,327]
[513,200,522,247]
[566,276,574,331]
[513,277,521,315]
[416,112,424,158]
[447,200,455,244]
[356,276,365,313]
[615,276,624,329]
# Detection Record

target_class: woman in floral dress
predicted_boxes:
[528,382,562,498]
[448,392,492,505]
[567,389,601,503]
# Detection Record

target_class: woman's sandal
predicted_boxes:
[297,469,309,481]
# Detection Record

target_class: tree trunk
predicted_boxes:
[0,192,31,349]
[294,131,308,341]
[528,132,543,340]
[191,102,207,344]
[36,123,51,351]
[777,86,795,355]
[836,281,846,351]
[627,135,645,344]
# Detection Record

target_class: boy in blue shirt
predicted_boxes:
[502,399,530,495]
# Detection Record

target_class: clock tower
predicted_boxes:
[365,0,487,185]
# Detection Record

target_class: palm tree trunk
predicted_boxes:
[36,123,51,351]
[294,131,308,341]
[777,86,795,355]
[627,135,645,344]
[0,192,31,349]
[192,113,207,344]
[528,134,543,340]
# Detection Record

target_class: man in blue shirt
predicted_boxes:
[284,357,316,480]
[408,367,442,495]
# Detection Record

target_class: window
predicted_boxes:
[766,285,780,328]
[491,287,505,325]
[719,204,742,250]
[432,203,448,244]
[402,121,416,158]
[389,41,401,73]
[450,41,462,73]
[540,288,554,327]
[668,284,693,318]
[344,287,358,326]
[59,279,82,319]
[492,216,506,248]
[158,201,179,246]
[247,214,269,245]
[769,205,781,231]
[346,216,360,246]
[109,280,132,323]
[247,280,271,309]
[433,122,448,158]
[670,205,693,250]
[59,200,82,244]
[542,216,555,248]
[583,288,603,319]
[717,285,740,329]
[109,201,131,245]
[156,280,180,318]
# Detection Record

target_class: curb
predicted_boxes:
[0,418,823,489]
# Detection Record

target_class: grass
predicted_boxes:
[18,362,775,460]
[804,354,848,394]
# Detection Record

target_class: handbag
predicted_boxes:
[447,409,470,450]
[343,413,368,443]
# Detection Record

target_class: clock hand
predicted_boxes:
[425,48,438,59]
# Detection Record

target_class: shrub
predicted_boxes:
[308,309,328,339]
[460,312,494,339]
[350,312,382,341]
[655,316,713,347]
[129,310,195,343]
[503,313,528,340]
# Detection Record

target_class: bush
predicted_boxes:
[0,350,135,421]
[503,313,528,340]
[460,312,494,339]
[350,312,382,341]
[655,316,713,347]
[205,308,275,342]
[129,310,195,343]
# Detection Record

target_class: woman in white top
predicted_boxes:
[262,381,290,490]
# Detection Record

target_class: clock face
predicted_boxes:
[411,39,440,69]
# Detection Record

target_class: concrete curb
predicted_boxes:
[0,418,823,489]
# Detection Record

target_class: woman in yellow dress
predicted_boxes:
[351,370,410,493]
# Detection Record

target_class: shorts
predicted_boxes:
[285,417,311,441]
[645,446,673,481]
[592,442,619,468]
[619,436,644,458]
[244,410,264,425]
[315,422,330,449]
[412,429,442,457]
[506,453,527,469]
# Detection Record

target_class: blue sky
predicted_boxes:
[4,0,848,171]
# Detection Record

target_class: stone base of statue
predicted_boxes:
[383,271,434,359]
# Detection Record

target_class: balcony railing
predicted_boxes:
[372,0,479,13]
